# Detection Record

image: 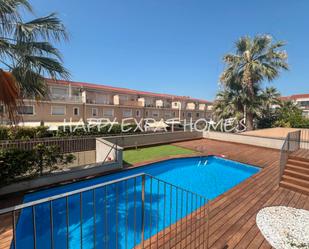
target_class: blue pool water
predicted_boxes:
[14,156,259,249]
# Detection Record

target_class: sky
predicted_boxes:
[29,0,308,101]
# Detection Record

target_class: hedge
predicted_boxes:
[0,144,75,185]
[0,126,52,140]
[0,123,141,140]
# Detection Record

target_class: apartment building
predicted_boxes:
[4,79,213,125]
[281,94,309,118]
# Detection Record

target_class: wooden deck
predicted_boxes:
[172,139,309,249]
[291,148,309,160]
[1,138,309,249]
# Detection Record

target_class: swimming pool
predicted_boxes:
[14,156,260,249]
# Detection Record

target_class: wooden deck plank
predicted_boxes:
[225,187,285,249]
[291,149,309,160]
[241,189,299,249]
[209,168,277,239]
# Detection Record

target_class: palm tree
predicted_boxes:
[260,87,281,112]
[220,35,288,130]
[0,0,69,122]
[213,90,236,119]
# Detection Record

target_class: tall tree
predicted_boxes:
[260,87,281,112]
[220,35,288,130]
[0,0,69,122]
[256,87,281,128]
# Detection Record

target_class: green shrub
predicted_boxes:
[56,123,139,137]
[0,123,142,140]
[33,144,75,175]
[0,144,75,186]
[0,148,37,184]
[273,109,309,129]
[34,126,53,138]
[0,126,9,140]
[6,126,51,140]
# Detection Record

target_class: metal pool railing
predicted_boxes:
[279,130,301,180]
[300,129,309,150]
[0,173,209,249]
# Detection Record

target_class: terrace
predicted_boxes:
[0,131,308,249]
[1,1,308,248]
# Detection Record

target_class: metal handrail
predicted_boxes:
[279,134,289,179]
[0,172,209,249]
[279,130,301,181]
[0,173,145,215]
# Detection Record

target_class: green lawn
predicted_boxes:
[123,144,196,165]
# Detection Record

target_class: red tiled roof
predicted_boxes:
[280,94,309,101]
[46,79,212,104]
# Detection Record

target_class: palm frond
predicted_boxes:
[251,35,272,56]
[11,67,47,98]
[22,55,69,79]
[235,36,251,55]
[14,41,62,60]
[14,13,68,42]
[0,1,69,123]
[0,0,32,35]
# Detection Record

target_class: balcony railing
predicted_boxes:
[0,173,209,249]
[120,100,144,107]
[86,99,112,105]
[50,94,82,102]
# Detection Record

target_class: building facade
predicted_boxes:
[2,79,213,125]
[281,94,309,118]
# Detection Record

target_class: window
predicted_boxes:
[71,88,81,96]
[173,112,176,117]
[299,101,309,107]
[50,86,68,96]
[96,94,110,104]
[119,95,129,101]
[196,112,200,118]
[136,110,140,117]
[51,106,65,115]
[123,109,132,118]
[152,111,159,118]
[73,107,79,116]
[165,112,172,118]
[92,108,98,117]
[17,105,34,115]
[103,109,114,117]
[145,111,149,117]
[187,112,192,118]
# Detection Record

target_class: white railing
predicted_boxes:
[50,94,82,102]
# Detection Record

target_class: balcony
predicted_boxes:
[120,99,144,107]
[86,99,112,105]
[207,105,213,111]
[299,105,309,110]
[155,100,163,108]
[186,102,196,110]
[199,104,206,111]
[172,101,181,109]
[50,94,82,102]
